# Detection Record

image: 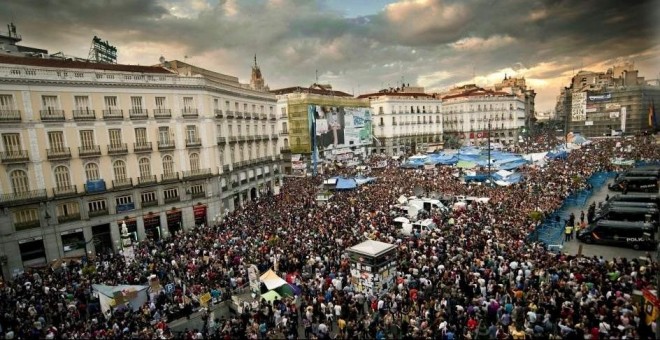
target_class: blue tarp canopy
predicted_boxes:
[546,150,568,160]
[335,177,358,190]
[402,147,532,170]
[355,177,376,185]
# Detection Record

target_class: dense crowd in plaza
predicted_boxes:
[0,129,659,339]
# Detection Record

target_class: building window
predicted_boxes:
[48,131,65,150]
[113,160,127,181]
[135,128,148,145]
[0,95,16,110]
[158,127,170,143]
[162,155,174,175]
[186,125,198,141]
[190,184,203,195]
[41,95,59,111]
[116,195,133,206]
[74,96,90,110]
[189,153,200,171]
[182,96,194,110]
[213,98,219,110]
[2,133,21,153]
[164,188,179,200]
[80,130,95,149]
[155,97,166,109]
[130,97,143,110]
[14,209,38,224]
[85,163,100,181]
[141,191,157,203]
[228,124,233,137]
[104,96,118,109]
[57,202,80,218]
[108,129,123,146]
[53,166,71,189]
[10,170,29,193]
[138,158,151,177]
[88,199,107,213]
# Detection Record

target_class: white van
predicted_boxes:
[399,218,437,237]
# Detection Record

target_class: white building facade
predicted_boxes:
[441,87,527,146]
[0,56,282,278]
[361,89,443,155]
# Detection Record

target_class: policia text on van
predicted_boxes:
[577,220,656,250]
[608,176,659,193]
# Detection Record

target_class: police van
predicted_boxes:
[577,220,656,250]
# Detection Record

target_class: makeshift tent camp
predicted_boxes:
[261,290,282,303]
[259,269,288,290]
[92,284,149,314]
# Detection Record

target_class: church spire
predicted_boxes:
[254,54,257,68]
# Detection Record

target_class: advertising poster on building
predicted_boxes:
[308,105,372,150]
[588,93,612,102]
[571,92,587,122]
[621,107,627,131]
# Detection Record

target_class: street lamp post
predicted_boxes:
[487,119,492,180]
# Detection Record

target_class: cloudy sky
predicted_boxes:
[1,0,658,111]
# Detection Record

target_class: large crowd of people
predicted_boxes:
[0,130,659,339]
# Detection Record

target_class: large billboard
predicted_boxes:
[308,105,372,150]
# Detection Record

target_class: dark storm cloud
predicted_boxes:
[0,0,656,110]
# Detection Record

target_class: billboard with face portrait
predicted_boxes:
[308,105,372,150]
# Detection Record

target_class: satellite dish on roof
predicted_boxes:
[413,186,424,197]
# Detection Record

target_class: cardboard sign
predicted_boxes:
[200,292,212,307]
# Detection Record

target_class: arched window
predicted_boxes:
[53,165,71,189]
[113,160,127,181]
[162,155,174,175]
[85,163,100,181]
[10,170,29,194]
[138,158,151,177]
[189,153,200,171]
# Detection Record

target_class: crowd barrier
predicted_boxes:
[529,171,616,248]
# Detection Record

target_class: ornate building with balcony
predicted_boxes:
[0,54,282,277]
[358,84,443,155]
[439,84,528,146]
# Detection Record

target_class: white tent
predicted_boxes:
[92,284,149,314]
[259,269,288,290]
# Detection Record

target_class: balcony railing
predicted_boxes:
[153,108,172,119]
[280,147,291,153]
[182,168,212,180]
[217,137,227,145]
[112,178,133,190]
[222,165,230,173]
[280,113,288,119]
[260,113,267,120]
[102,109,124,120]
[57,213,81,224]
[161,172,180,183]
[235,112,244,119]
[271,134,279,140]
[72,108,96,121]
[245,112,252,120]
[280,131,289,136]
[0,189,48,206]
[137,175,158,186]
[226,110,234,118]
[269,114,276,121]
[78,145,101,157]
[53,185,77,197]
[40,109,65,121]
[107,143,129,155]
[185,138,202,147]
[229,136,238,143]
[157,141,175,150]
[129,108,148,120]
[88,208,109,218]
[133,142,153,153]
[0,109,21,122]
[214,109,223,118]
[46,147,72,160]
[181,108,199,118]
[14,220,41,231]
[164,195,180,204]
[191,191,206,199]
[0,150,29,163]
[141,199,159,209]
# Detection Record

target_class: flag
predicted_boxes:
[650,100,657,129]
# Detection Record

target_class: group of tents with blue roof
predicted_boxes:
[399,144,579,186]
